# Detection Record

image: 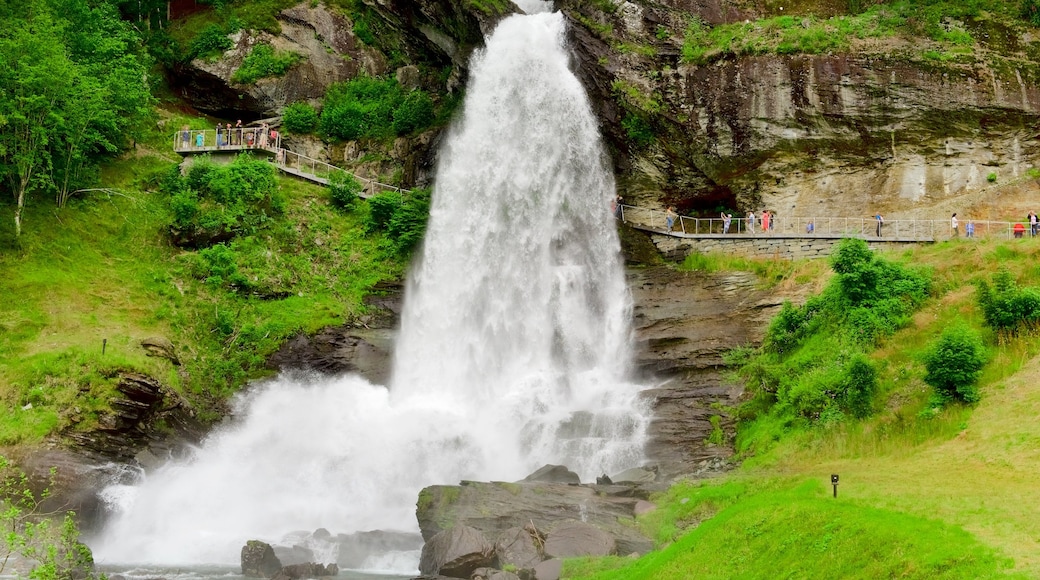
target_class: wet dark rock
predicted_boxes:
[416,481,653,557]
[532,559,562,580]
[242,540,283,578]
[521,464,580,485]
[418,525,495,578]
[61,372,204,465]
[630,265,790,478]
[543,520,616,559]
[471,568,520,580]
[493,527,543,573]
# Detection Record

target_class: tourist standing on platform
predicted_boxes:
[875,213,884,237]
[951,213,959,238]
[665,206,677,231]
[234,120,243,145]
[722,212,732,234]
[258,123,269,148]
[747,211,756,233]
[1030,211,1038,237]
[966,219,975,238]
[216,123,224,147]
[761,210,771,233]
[180,125,190,149]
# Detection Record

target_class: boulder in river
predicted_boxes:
[418,525,495,578]
[241,540,282,578]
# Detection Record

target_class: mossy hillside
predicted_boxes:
[0,147,407,445]
[565,236,1040,578]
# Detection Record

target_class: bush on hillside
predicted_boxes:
[231,44,301,85]
[975,267,1040,340]
[1023,0,1040,26]
[923,325,987,404]
[320,77,402,141]
[739,238,930,427]
[162,156,285,247]
[282,102,319,134]
[364,189,431,255]
[328,171,362,211]
[392,91,435,135]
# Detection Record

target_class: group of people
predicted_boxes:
[179,121,280,150]
[716,210,774,234]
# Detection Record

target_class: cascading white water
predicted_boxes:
[92,9,649,570]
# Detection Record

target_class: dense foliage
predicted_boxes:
[328,171,363,211]
[735,239,930,447]
[282,102,320,134]
[975,267,1040,339]
[320,77,437,140]
[162,156,285,247]
[365,189,432,255]
[923,325,987,404]
[0,0,153,238]
[231,44,301,85]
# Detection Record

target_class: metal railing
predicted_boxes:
[173,129,410,197]
[272,149,409,196]
[174,128,282,152]
[619,205,1032,241]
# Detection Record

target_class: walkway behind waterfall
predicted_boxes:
[174,129,1027,243]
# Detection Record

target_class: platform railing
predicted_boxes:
[621,205,1028,241]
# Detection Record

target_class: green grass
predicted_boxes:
[567,479,1022,579]
[0,141,405,443]
[567,238,1040,578]
[680,0,1018,65]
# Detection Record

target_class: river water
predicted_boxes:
[92,2,648,576]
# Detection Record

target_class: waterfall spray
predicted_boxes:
[93,10,649,569]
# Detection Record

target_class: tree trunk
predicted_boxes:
[15,180,25,238]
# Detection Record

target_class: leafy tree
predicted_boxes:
[0,0,152,235]
[0,5,72,237]
[392,91,435,135]
[0,456,97,580]
[923,325,987,404]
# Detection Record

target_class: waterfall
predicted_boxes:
[92,10,649,569]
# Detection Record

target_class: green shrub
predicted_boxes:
[621,113,654,148]
[231,44,301,85]
[328,171,362,211]
[387,188,431,254]
[188,23,235,60]
[282,102,319,134]
[366,191,402,233]
[987,172,997,183]
[163,155,283,245]
[837,354,877,418]
[320,77,403,141]
[975,267,1040,339]
[392,91,435,135]
[364,189,431,255]
[197,244,250,289]
[923,325,987,404]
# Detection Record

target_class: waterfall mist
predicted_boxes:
[92,10,649,570]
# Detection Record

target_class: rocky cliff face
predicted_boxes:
[556,0,1040,221]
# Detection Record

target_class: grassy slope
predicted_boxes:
[566,237,1040,579]
[0,115,404,445]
